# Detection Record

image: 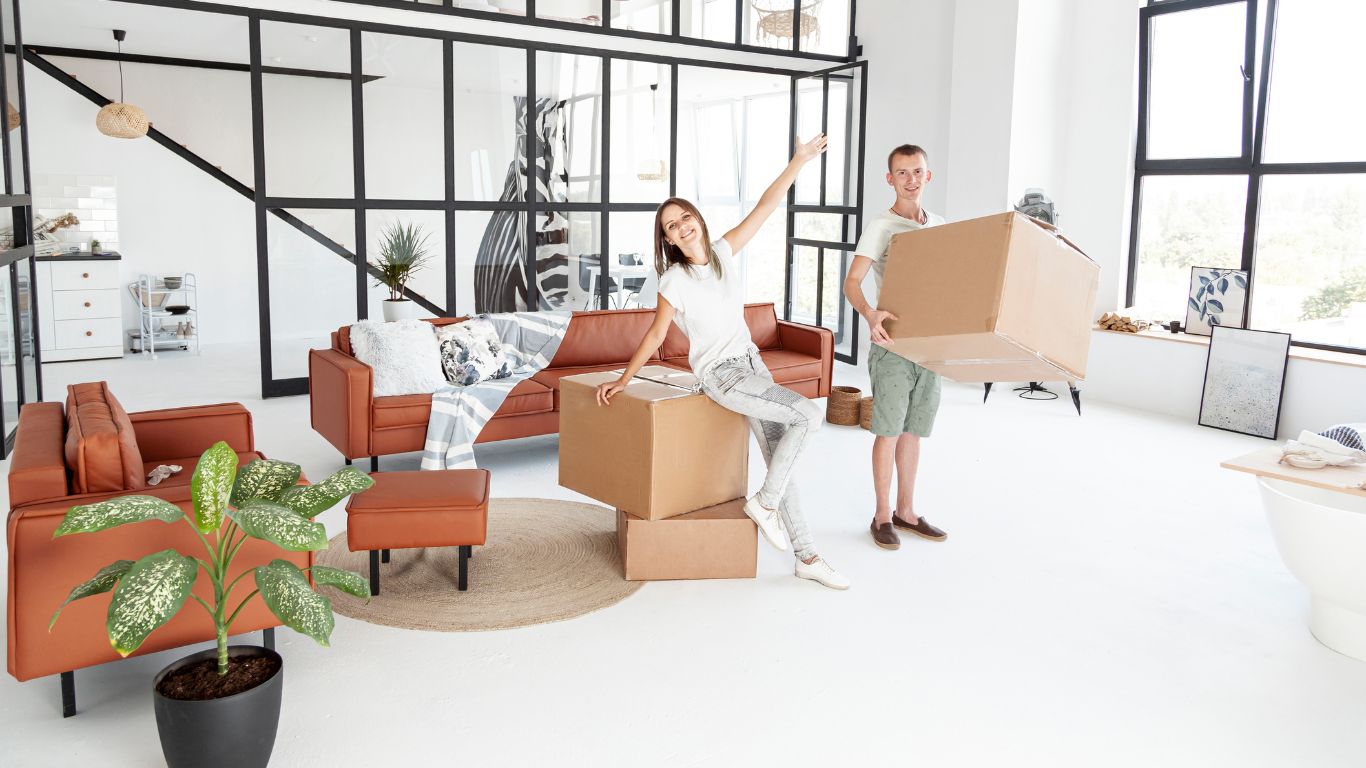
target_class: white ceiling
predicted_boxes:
[23,0,793,97]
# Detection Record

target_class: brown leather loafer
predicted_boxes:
[870,520,901,550]
[893,515,947,541]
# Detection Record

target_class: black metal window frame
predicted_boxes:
[785,60,864,365]
[102,0,866,396]
[1128,0,1366,356]
[0,0,38,455]
[314,0,860,64]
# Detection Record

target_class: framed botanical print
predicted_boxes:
[1185,266,1248,336]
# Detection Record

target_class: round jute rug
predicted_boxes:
[315,498,643,632]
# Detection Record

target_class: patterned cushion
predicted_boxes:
[436,317,512,387]
[349,319,448,397]
[1320,424,1366,451]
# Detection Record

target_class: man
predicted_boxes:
[842,144,948,551]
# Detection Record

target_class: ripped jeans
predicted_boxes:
[699,348,823,560]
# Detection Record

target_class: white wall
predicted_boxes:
[27,65,261,348]
[944,0,1021,222]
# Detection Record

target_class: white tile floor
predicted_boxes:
[4,345,1365,767]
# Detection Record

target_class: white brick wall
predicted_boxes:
[33,173,120,253]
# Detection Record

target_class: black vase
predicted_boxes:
[152,645,283,768]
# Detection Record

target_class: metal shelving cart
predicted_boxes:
[128,273,200,358]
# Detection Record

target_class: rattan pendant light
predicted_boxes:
[95,29,148,139]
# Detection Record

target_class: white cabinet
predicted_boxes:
[36,255,124,362]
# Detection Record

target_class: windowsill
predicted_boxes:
[1092,327,1366,369]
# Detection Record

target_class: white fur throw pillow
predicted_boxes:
[349,319,447,397]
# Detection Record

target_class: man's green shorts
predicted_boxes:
[867,345,942,438]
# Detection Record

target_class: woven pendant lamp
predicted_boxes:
[6,102,19,131]
[96,30,148,139]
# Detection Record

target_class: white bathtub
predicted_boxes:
[1260,477,1366,661]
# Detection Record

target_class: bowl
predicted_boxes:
[166,305,191,315]
[162,277,183,290]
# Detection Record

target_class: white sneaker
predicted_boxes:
[795,556,850,590]
[743,496,789,552]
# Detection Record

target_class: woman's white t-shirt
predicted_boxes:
[656,238,756,377]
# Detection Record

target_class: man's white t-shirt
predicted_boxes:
[656,238,756,377]
[853,207,947,302]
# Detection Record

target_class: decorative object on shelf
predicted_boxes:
[166,304,190,315]
[826,385,862,426]
[48,444,374,768]
[1198,326,1291,440]
[1185,266,1248,337]
[1168,320,1183,334]
[95,30,149,139]
[751,0,823,47]
[374,221,432,321]
[89,239,102,254]
[1097,312,1147,333]
[163,276,182,289]
[636,83,667,182]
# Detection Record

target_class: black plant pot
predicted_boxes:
[152,645,283,768]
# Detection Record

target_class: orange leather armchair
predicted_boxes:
[6,383,309,716]
[309,303,834,467]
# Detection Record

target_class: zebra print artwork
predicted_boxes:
[474,97,573,313]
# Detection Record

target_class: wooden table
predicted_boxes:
[1220,447,1366,498]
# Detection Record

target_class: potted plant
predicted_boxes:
[89,238,102,254]
[374,221,432,321]
[49,442,373,768]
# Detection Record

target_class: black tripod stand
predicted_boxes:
[983,381,1082,415]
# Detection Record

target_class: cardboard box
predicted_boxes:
[559,365,749,520]
[879,211,1100,382]
[616,500,758,581]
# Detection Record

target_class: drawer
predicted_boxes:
[52,289,121,320]
[54,318,123,349]
[49,261,120,291]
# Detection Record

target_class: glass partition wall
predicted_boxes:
[1,0,37,455]
[192,2,865,396]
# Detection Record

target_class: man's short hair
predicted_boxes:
[888,144,929,172]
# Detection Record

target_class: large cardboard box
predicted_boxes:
[616,500,758,581]
[559,365,749,520]
[879,211,1100,382]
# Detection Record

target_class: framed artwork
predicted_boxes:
[1185,266,1248,336]
[1198,327,1291,439]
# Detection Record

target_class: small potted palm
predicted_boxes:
[50,442,373,768]
[374,221,432,321]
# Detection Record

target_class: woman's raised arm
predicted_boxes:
[722,133,827,255]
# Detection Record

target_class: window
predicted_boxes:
[1130,0,1366,353]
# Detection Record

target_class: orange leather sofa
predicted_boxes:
[309,303,833,466]
[6,383,308,716]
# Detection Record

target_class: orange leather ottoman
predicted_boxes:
[345,469,490,594]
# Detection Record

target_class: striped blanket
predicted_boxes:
[421,310,573,470]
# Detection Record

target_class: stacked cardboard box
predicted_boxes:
[559,366,758,580]
[878,211,1101,383]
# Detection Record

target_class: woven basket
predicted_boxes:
[859,396,874,430]
[826,385,862,426]
[96,102,149,139]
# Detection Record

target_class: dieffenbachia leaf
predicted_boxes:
[277,467,374,518]
[107,550,198,656]
[226,501,328,552]
[191,441,238,534]
[50,560,135,630]
[255,560,334,647]
[231,459,302,507]
[54,496,184,538]
[309,565,371,599]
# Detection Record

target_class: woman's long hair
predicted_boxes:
[653,198,723,280]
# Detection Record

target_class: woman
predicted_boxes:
[596,135,848,590]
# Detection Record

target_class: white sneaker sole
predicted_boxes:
[743,498,788,552]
